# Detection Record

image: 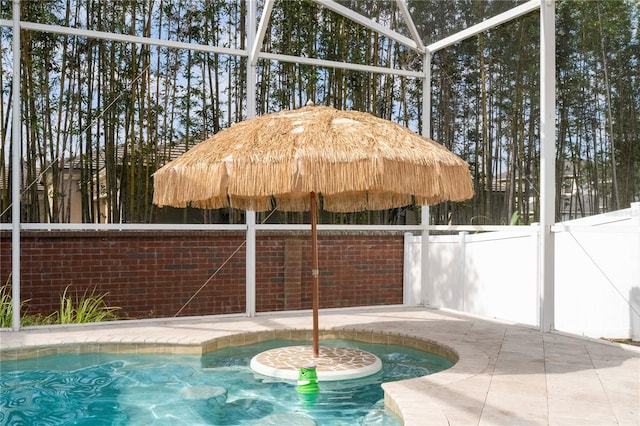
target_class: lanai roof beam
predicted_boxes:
[250,0,275,66]
[427,0,541,53]
[395,0,425,53]
[314,0,423,53]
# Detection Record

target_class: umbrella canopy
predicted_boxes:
[153,105,473,212]
[153,104,473,359]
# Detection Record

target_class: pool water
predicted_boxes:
[0,339,453,425]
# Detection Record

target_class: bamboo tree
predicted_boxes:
[4,0,638,225]
[596,1,619,210]
[478,31,489,221]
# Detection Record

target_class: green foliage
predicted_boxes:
[0,277,54,327]
[48,285,120,324]
[510,211,522,226]
[0,278,43,327]
[3,0,639,226]
[0,279,16,328]
[0,281,119,327]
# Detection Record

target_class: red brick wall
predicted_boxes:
[0,231,404,319]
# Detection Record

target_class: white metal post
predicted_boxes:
[11,0,22,331]
[420,51,432,306]
[539,0,556,332]
[422,52,431,139]
[245,0,257,317]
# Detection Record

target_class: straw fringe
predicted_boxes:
[153,105,474,212]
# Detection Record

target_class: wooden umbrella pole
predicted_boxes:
[310,192,319,358]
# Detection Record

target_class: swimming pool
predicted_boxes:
[0,339,453,425]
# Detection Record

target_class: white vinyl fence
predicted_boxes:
[404,203,640,340]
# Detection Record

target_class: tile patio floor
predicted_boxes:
[1,306,639,425]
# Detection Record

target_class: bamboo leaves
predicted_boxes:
[1,0,638,225]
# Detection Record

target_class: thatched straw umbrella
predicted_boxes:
[153,105,473,357]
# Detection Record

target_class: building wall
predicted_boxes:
[0,231,404,319]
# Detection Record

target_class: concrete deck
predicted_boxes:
[1,306,639,425]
